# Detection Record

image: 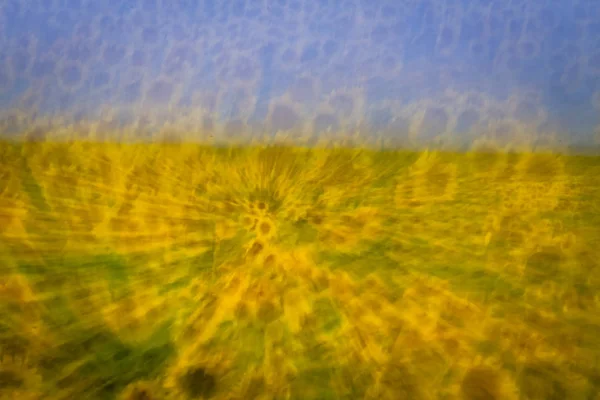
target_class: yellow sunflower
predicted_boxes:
[64,278,113,321]
[395,150,458,208]
[500,152,567,215]
[505,218,570,284]
[228,367,270,400]
[0,274,49,346]
[0,144,32,251]
[448,360,519,400]
[101,286,169,344]
[314,206,383,253]
[0,358,43,400]
[163,346,233,400]
[118,380,162,400]
[466,137,510,178]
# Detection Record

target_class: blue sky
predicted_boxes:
[1,0,599,146]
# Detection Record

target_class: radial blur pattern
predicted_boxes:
[2,3,600,400]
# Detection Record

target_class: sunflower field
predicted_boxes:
[1,135,600,399]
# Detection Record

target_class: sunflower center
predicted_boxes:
[179,367,216,398]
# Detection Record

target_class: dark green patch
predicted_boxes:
[179,367,216,398]
[0,370,23,389]
[311,297,341,333]
[518,363,567,400]
[525,249,563,284]
[291,368,337,400]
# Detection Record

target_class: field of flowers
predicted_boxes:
[1,137,599,399]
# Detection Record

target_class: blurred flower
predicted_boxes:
[500,152,567,215]
[395,150,458,208]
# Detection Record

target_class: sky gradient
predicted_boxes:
[1,0,600,147]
